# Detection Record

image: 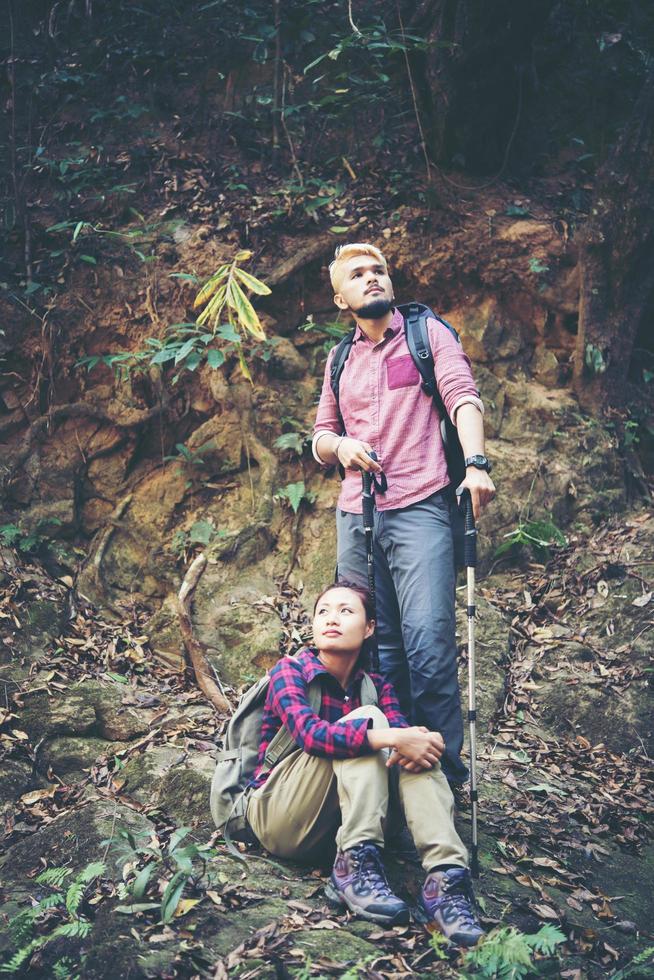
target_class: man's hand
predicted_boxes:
[386,726,445,771]
[460,467,495,520]
[337,437,382,473]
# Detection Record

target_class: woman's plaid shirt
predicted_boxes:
[250,647,408,788]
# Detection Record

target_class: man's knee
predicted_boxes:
[341,704,389,729]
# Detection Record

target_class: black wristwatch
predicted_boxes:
[465,454,492,473]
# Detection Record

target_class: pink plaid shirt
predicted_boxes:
[312,307,482,513]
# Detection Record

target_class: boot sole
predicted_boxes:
[324,882,411,926]
[418,904,483,947]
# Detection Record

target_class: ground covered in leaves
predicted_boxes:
[0,509,653,978]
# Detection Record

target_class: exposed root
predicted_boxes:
[3,399,168,491]
[265,234,334,288]
[177,553,231,713]
[84,493,133,614]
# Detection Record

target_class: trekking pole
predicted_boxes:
[362,451,379,672]
[458,487,479,878]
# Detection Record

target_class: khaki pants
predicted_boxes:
[247,705,468,871]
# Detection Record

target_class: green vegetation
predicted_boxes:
[111,826,215,924]
[274,481,316,514]
[494,517,567,562]
[78,249,272,384]
[0,862,105,976]
[459,924,566,979]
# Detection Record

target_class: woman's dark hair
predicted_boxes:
[312,581,376,669]
[313,580,375,621]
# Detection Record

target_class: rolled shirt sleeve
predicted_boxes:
[426,318,483,422]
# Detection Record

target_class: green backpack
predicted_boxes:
[210,663,379,842]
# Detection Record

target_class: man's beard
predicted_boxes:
[355,297,393,319]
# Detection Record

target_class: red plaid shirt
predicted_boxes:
[312,307,482,513]
[250,647,408,788]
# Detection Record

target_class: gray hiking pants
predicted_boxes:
[337,489,468,784]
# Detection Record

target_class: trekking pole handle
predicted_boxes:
[457,487,477,568]
[362,451,377,530]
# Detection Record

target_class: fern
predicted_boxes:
[0,939,40,974]
[75,861,106,885]
[0,860,104,975]
[463,925,566,979]
[36,866,72,887]
[526,923,566,955]
[65,861,105,914]
[52,958,80,980]
[8,910,36,947]
[49,919,93,940]
[612,945,654,980]
[65,881,86,916]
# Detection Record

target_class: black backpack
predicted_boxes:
[329,302,468,489]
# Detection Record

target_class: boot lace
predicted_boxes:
[352,844,393,898]
[439,874,478,926]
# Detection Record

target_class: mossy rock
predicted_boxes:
[120,744,215,827]
[539,674,652,754]
[38,735,121,781]
[0,758,32,807]
[18,689,97,740]
[193,573,283,685]
[0,796,152,891]
[17,678,156,743]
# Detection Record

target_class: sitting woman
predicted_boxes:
[246,581,483,946]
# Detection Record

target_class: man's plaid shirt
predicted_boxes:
[250,647,408,788]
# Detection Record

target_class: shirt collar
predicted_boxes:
[301,647,368,688]
[353,307,403,344]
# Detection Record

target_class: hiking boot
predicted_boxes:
[325,843,410,925]
[419,867,484,947]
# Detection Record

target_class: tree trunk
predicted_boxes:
[408,0,553,172]
[573,69,654,413]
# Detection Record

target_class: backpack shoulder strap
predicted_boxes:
[260,676,322,773]
[396,302,460,419]
[329,328,356,419]
[360,672,379,707]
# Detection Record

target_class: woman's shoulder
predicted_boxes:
[269,647,317,679]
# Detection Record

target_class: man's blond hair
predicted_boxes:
[329,242,388,290]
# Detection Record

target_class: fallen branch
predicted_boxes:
[177,553,231,713]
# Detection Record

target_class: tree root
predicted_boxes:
[177,553,231,713]
[265,234,335,288]
[80,493,134,615]
[3,398,168,491]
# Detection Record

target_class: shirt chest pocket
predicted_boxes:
[386,354,420,390]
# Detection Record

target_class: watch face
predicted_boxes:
[466,455,490,470]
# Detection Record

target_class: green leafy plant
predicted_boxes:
[111,826,215,924]
[429,930,450,961]
[274,418,311,457]
[494,518,567,562]
[584,342,607,375]
[163,442,212,468]
[0,519,65,559]
[274,481,316,514]
[171,520,226,562]
[611,945,654,980]
[78,250,272,384]
[461,924,566,979]
[0,862,105,975]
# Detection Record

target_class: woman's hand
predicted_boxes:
[386,726,445,771]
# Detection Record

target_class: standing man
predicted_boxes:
[312,243,495,787]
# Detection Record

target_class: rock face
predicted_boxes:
[3,207,631,688]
